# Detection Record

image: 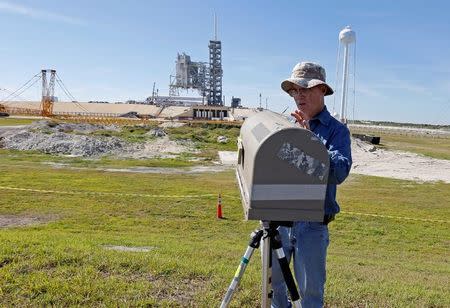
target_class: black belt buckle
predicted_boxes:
[322,214,335,225]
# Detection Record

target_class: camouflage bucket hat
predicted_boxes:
[281,62,334,96]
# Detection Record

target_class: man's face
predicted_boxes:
[288,85,326,119]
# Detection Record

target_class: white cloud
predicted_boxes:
[0,1,85,25]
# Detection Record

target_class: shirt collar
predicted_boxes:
[311,106,331,126]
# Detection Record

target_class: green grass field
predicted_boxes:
[0,152,449,306]
[0,117,36,126]
[1,121,449,306]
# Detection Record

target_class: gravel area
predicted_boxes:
[0,121,196,158]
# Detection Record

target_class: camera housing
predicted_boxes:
[236,111,329,222]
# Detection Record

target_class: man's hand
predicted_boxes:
[291,110,310,130]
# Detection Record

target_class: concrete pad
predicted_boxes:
[218,151,238,165]
[103,245,157,252]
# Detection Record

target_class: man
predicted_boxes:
[271,62,352,308]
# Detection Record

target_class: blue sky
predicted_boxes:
[0,0,449,124]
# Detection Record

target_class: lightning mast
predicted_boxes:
[207,13,223,105]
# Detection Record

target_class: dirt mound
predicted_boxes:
[29,120,120,134]
[0,121,196,158]
[1,128,128,157]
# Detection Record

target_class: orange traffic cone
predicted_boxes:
[217,193,223,219]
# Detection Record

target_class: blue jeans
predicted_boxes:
[271,222,329,308]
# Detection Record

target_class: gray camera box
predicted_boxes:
[236,111,329,222]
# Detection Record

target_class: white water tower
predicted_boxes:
[335,26,356,124]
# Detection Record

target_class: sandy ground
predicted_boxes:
[218,138,450,183]
[351,138,450,183]
[349,124,450,137]
[0,215,55,228]
[43,162,232,174]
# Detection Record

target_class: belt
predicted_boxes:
[322,214,335,225]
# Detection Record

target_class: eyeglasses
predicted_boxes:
[288,87,311,97]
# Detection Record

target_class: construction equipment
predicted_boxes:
[40,69,56,117]
[0,103,8,117]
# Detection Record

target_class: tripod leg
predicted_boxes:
[261,229,272,308]
[220,230,264,308]
[272,230,301,308]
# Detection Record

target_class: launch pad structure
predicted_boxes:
[169,53,208,99]
[167,14,227,119]
[2,14,238,123]
[207,38,223,106]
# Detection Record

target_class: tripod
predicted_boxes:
[220,221,301,308]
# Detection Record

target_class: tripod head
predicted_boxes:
[265,221,293,228]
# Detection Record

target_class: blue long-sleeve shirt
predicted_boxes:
[309,106,352,215]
